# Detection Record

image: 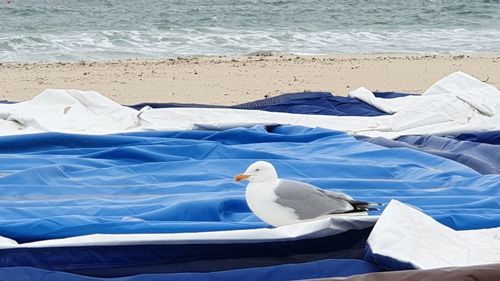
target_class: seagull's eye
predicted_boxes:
[255,168,260,172]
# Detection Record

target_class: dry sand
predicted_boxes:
[0,54,499,105]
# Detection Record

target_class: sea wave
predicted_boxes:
[1,28,499,62]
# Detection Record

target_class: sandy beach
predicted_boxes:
[1,54,499,105]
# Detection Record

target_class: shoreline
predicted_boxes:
[1,54,499,105]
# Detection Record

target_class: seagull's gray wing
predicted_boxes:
[317,188,354,202]
[274,179,354,220]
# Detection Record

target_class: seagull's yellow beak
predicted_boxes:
[234,174,250,182]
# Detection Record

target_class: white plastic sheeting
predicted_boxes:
[0,72,499,138]
[367,200,500,269]
[0,215,377,249]
[0,89,139,135]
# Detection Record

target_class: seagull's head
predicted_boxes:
[234,161,278,183]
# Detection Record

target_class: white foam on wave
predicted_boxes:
[1,28,499,62]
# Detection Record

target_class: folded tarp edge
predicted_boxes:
[0,72,499,138]
[366,200,500,270]
[0,215,377,249]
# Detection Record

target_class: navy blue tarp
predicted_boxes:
[453,131,500,145]
[359,135,500,174]
[0,228,374,277]
[0,259,381,281]
[129,91,410,116]
[234,91,408,116]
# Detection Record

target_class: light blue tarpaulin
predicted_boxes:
[0,125,499,244]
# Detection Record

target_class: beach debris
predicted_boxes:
[246,51,275,57]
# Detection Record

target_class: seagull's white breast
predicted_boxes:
[245,180,300,227]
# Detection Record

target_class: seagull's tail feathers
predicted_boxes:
[349,200,383,212]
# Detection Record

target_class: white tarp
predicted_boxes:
[0,72,499,138]
[367,200,500,269]
[0,215,377,249]
[0,89,139,135]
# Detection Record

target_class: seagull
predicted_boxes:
[234,161,379,227]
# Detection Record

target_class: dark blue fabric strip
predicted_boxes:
[452,131,500,145]
[364,245,415,271]
[232,92,389,116]
[359,135,500,174]
[128,91,411,116]
[0,228,372,277]
[0,258,381,281]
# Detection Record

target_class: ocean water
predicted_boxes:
[0,0,499,62]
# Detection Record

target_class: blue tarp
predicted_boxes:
[234,91,408,115]
[0,125,498,244]
[0,259,381,281]
[129,91,409,116]
[1,91,500,280]
[0,228,374,277]
[1,125,499,279]
[359,135,500,174]
[128,92,500,175]
[453,131,500,145]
